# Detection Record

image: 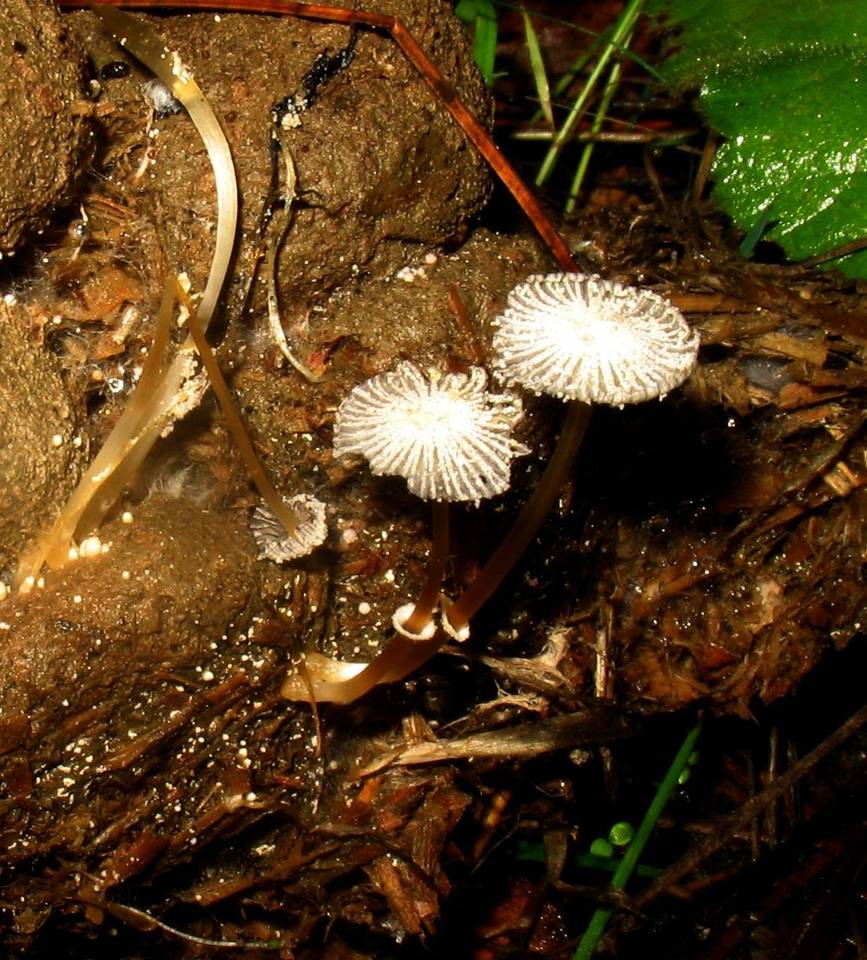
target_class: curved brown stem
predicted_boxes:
[294,499,449,703]
[299,630,445,705]
[293,402,591,704]
[64,0,578,272]
[184,297,302,538]
[403,499,450,636]
[445,400,592,632]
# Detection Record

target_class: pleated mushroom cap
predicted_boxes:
[492,273,699,406]
[250,494,327,562]
[333,362,528,503]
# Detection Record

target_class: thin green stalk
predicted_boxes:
[565,24,635,213]
[522,12,553,127]
[536,0,643,188]
[515,842,661,879]
[528,26,612,127]
[456,0,498,85]
[573,716,703,960]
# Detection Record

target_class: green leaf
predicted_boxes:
[607,821,635,847]
[456,0,498,86]
[589,837,614,858]
[454,0,485,22]
[650,0,867,278]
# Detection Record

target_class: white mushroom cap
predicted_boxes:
[333,362,528,503]
[492,273,699,406]
[250,494,327,562]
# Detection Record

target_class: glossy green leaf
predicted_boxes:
[455,0,498,86]
[650,0,867,277]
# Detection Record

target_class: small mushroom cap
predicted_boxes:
[333,362,528,502]
[250,494,327,562]
[492,273,699,406]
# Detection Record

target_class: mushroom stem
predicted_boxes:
[298,401,590,705]
[93,5,237,335]
[184,300,300,538]
[402,499,450,636]
[445,399,592,632]
[290,499,449,704]
[297,629,446,705]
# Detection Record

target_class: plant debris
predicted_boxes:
[0,2,865,957]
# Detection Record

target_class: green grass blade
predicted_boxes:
[536,0,644,188]
[474,11,498,86]
[455,0,498,85]
[522,12,554,126]
[528,31,606,128]
[564,25,634,213]
[572,716,703,960]
[478,2,500,86]
[738,201,775,258]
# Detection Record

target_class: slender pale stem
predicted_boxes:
[296,499,450,703]
[445,400,592,632]
[301,630,445,705]
[403,499,450,636]
[184,300,300,537]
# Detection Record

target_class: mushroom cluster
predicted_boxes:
[283,362,528,704]
[286,272,699,704]
[335,361,527,635]
[442,272,699,637]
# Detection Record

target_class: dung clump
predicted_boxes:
[0,0,93,254]
[0,302,85,572]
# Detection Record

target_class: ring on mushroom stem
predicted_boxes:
[282,362,527,704]
[443,272,700,635]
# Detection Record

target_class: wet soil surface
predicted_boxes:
[0,1,865,955]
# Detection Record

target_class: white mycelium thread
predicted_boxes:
[250,494,327,562]
[492,273,699,406]
[333,362,528,502]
